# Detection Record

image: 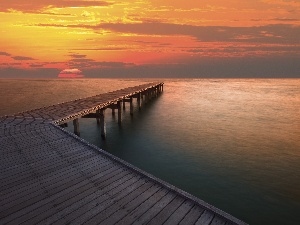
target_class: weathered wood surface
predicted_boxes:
[0,82,247,225]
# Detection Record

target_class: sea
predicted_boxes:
[0,78,299,225]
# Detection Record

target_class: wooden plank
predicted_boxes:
[0,173,91,220]
[1,178,93,224]
[0,172,37,192]
[98,185,162,225]
[56,173,136,212]
[163,200,194,225]
[57,174,140,224]
[84,181,155,225]
[46,166,122,197]
[131,192,177,225]
[84,166,124,185]
[195,210,215,225]
[36,173,138,225]
[63,178,147,225]
[0,163,32,182]
[211,216,227,225]
[76,160,113,176]
[40,164,84,182]
[6,202,67,225]
[0,179,44,206]
[0,181,46,217]
[179,205,205,225]
[147,195,185,225]
[42,169,87,192]
[116,188,169,225]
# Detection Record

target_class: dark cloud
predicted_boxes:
[184,45,300,55]
[97,22,300,44]
[83,56,300,78]
[12,56,35,61]
[35,22,300,44]
[272,18,300,22]
[0,51,11,56]
[29,63,46,68]
[70,47,127,51]
[1,56,299,78]
[0,67,60,78]
[68,54,87,58]
[0,0,112,13]
[67,57,133,69]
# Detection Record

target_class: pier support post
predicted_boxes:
[96,109,100,125]
[112,107,115,115]
[145,91,149,103]
[142,92,145,103]
[73,119,80,136]
[117,101,122,125]
[123,99,126,110]
[99,109,106,139]
[137,93,141,110]
[130,97,133,115]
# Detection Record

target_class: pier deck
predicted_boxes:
[0,82,246,225]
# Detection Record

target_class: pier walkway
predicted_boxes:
[0,82,246,225]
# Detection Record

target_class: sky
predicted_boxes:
[0,0,299,78]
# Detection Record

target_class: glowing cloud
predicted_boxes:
[58,68,85,78]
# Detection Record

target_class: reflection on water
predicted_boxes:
[1,79,299,225]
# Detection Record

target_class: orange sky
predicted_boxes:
[0,0,299,78]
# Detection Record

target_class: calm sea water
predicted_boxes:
[1,78,299,225]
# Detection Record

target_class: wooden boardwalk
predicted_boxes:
[0,82,247,225]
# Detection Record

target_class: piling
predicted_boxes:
[73,118,80,136]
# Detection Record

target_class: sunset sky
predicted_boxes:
[0,0,299,78]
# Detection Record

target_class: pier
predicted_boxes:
[0,82,247,225]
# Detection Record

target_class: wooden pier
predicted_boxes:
[0,82,247,225]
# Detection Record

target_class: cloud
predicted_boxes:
[70,47,127,51]
[67,56,134,69]
[272,18,300,22]
[0,51,11,56]
[82,56,300,78]
[0,0,113,13]
[262,0,300,8]
[58,68,85,78]
[12,56,35,61]
[60,68,82,74]
[1,56,300,78]
[68,53,87,58]
[29,63,47,68]
[96,22,300,44]
[0,67,60,78]
[34,22,300,44]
